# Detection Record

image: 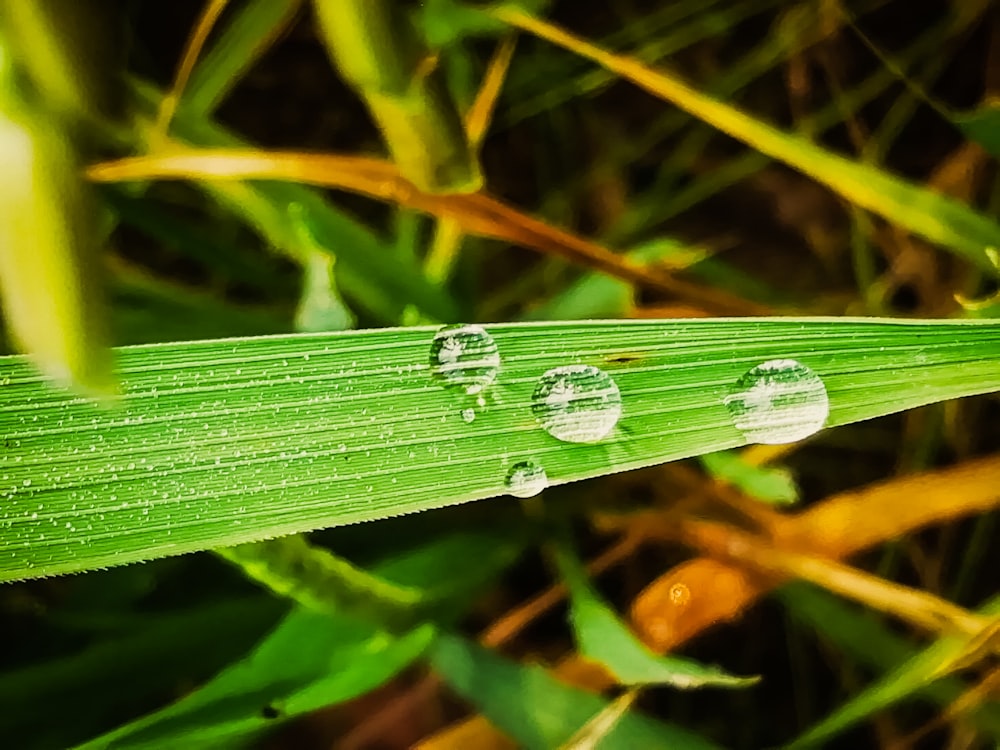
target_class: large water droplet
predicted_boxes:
[723,359,829,444]
[532,364,622,443]
[504,459,549,498]
[429,324,501,395]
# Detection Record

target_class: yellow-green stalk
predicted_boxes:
[0,28,113,396]
[312,0,482,194]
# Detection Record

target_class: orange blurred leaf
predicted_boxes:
[152,0,230,141]
[631,558,762,650]
[675,519,989,639]
[631,453,1000,651]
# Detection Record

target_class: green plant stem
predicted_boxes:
[311,0,481,194]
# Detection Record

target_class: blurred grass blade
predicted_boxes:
[0,52,113,395]
[522,237,713,321]
[79,610,436,750]
[0,596,286,749]
[632,455,1000,654]
[493,7,1000,274]
[429,632,722,749]
[953,103,1000,159]
[784,595,1000,749]
[101,186,279,290]
[290,203,356,332]
[555,539,758,689]
[217,524,526,632]
[311,0,481,193]
[779,583,1000,743]
[0,0,122,124]
[108,265,289,345]
[87,148,762,315]
[125,81,462,323]
[294,248,355,333]
[185,0,303,117]
[678,520,988,640]
[152,0,231,141]
[560,689,640,750]
[217,535,423,630]
[424,34,516,286]
[2,317,1000,580]
[699,450,799,506]
[415,0,550,49]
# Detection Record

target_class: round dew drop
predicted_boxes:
[504,460,549,498]
[429,324,501,395]
[723,359,829,445]
[532,364,622,443]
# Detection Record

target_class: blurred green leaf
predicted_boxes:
[429,631,723,749]
[78,610,436,749]
[294,249,356,332]
[373,526,526,606]
[784,593,1000,748]
[953,103,1000,160]
[0,54,113,395]
[129,80,461,324]
[311,0,481,193]
[416,0,554,48]
[0,0,122,124]
[101,185,281,291]
[290,203,357,332]
[110,274,289,345]
[498,6,1000,276]
[700,450,799,506]
[184,0,304,117]
[0,596,285,750]
[215,524,523,633]
[779,582,1000,743]
[523,237,705,321]
[556,539,758,689]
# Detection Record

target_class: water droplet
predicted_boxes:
[429,324,500,395]
[461,408,476,423]
[723,359,829,444]
[669,583,691,607]
[532,365,622,443]
[504,460,549,498]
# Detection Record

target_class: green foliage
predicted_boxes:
[556,538,758,689]
[0,596,286,749]
[80,612,436,749]
[784,591,1000,748]
[3,318,998,580]
[430,632,723,749]
[0,1,999,747]
[700,451,799,505]
[311,0,482,193]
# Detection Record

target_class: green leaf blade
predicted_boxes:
[2,317,999,581]
[430,631,722,750]
[78,609,435,749]
[557,540,757,689]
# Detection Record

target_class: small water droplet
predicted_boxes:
[669,583,691,606]
[429,324,501,395]
[461,408,476,423]
[21,479,31,487]
[723,359,829,444]
[504,459,549,498]
[531,365,622,443]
